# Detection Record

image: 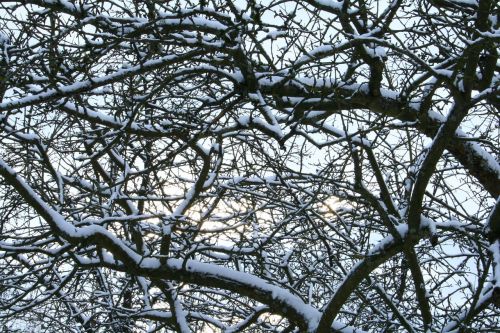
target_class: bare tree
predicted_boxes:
[0,0,498,332]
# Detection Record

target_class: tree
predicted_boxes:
[0,0,498,332]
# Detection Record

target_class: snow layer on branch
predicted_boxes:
[0,158,364,332]
[258,75,401,101]
[464,141,500,179]
[368,224,408,256]
[160,258,366,333]
[312,0,344,10]
[490,224,500,287]
[158,16,228,31]
[0,54,179,111]
[427,112,500,179]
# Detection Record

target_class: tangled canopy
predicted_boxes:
[0,0,498,332]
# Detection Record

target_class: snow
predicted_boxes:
[1,3,496,332]
[0,54,179,111]
[60,102,182,136]
[248,91,283,137]
[365,45,387,59]
[266,30,286,40]
[69,254,366,333]
[160,258,368,332]
[452,0,478,5]
[259,75,401,102]
[451,128,500,178]
[423,113,500,180]
[158,17,228,31]
[137,309,173,319]
[420,216,437,235]
[427,110,446,122]
[368,223,408,256]
[434,69,454,78]
[490,239,500,287]
[464,141,500,179]
[237,115,250,126]
[0,158,148,266]
[172,289,190,333]
[252,117,283,138]
[312,0,344,10]
[295,44,337,65]
[43,0,85,12]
